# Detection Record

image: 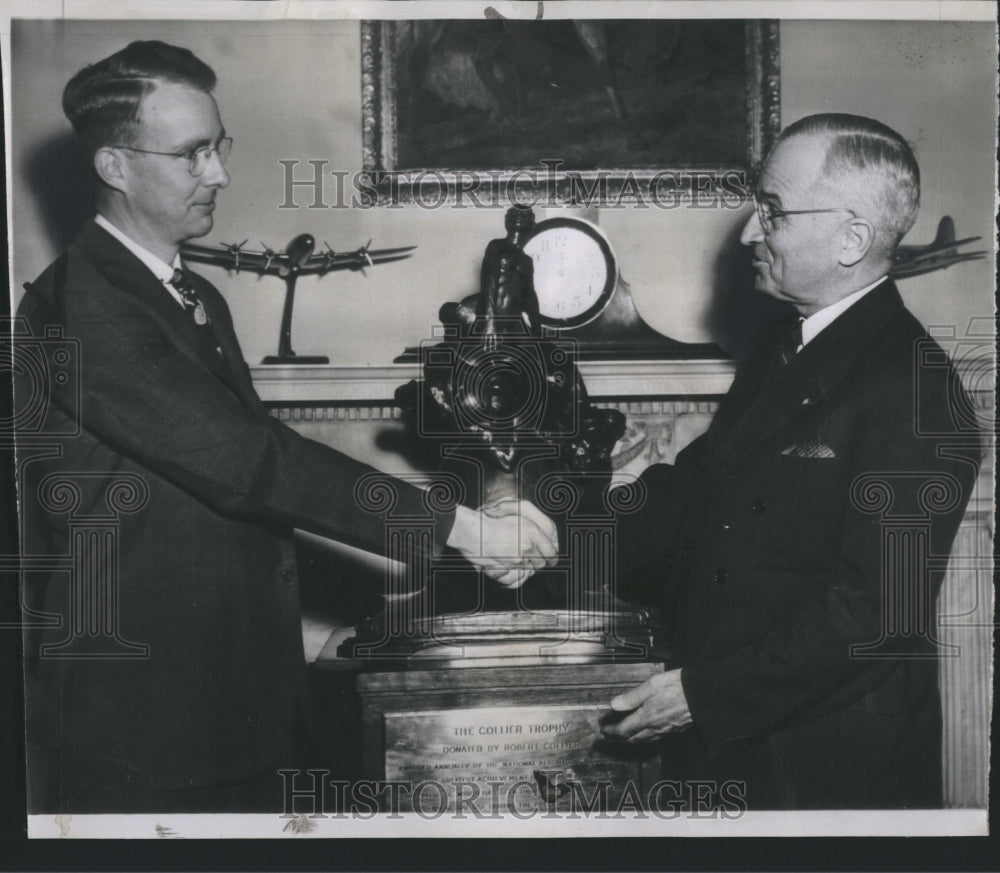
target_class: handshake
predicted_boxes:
[446,499,559,588]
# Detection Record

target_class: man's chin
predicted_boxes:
[189,216,214,240]
[753,278,779,299]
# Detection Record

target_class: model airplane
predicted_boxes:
[181,234,415,278]
[180,233,416,364]
[891,216,986,280]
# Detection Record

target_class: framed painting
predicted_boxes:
[360,19,780,205]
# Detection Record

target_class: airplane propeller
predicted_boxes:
[260,242,277,273]
[221,239,249,272]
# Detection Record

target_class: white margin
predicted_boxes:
[25,809,990,838]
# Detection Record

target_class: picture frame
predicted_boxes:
[360,19,780,206]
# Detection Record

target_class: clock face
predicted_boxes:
[522,218,617,329]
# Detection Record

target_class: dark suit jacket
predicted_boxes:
[620,281,980,809]
[16,221,454,812]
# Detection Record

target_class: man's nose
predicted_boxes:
[739,206,765,245]
[202,150,229,188]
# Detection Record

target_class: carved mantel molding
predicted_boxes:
[251,358,740,405]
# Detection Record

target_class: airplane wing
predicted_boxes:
[295,245,417,275]
[891,251,988,280]
[181,242,286,276]
[896,236,984,260]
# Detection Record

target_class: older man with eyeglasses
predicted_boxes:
[16,40,558,814]
[601,114,981,810]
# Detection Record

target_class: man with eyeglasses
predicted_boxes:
[601,114,980,809]
[16,40,558,813]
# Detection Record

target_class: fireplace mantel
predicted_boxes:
[251,358,739,405]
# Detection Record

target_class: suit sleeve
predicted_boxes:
[679,363,981,751]
[18,261,456,557]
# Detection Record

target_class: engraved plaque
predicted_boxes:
[351,661,664,814]
[384,703,651,814]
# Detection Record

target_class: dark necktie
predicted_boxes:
[762,318,803,388]
[169,268,221,353]
[776,318,803,366]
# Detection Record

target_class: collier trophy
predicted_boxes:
[326,206,666,815]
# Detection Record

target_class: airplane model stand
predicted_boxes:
[262,233,327,365]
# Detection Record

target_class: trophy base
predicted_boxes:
[334,659,666,813]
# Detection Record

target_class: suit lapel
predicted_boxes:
[706,317,788,447]
[79,221,248,397]
[186,269,265,411]
[711,281,906,472]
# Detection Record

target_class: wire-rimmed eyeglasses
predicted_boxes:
[109,137,233,177]
[753,195,855,236]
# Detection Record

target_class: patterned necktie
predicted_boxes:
[169,268,211,327]
[169,268,222,354]
[776,318,803,367]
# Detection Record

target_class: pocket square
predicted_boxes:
[781,440,836,458]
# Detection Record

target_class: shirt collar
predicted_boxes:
[95,215,185,304]
[800,275,888,348]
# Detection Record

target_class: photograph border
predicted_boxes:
[0,0,995,858]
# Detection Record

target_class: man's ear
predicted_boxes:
[93,147,128,193]
[839,218,875,267]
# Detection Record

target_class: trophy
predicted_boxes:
[342,205,657,659]
[325,207,665,814]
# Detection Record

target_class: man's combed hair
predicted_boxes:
[62,40,217,163]
[781,113,921,255]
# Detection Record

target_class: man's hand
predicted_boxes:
[447,500,559,588]
[601,669,692,743]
